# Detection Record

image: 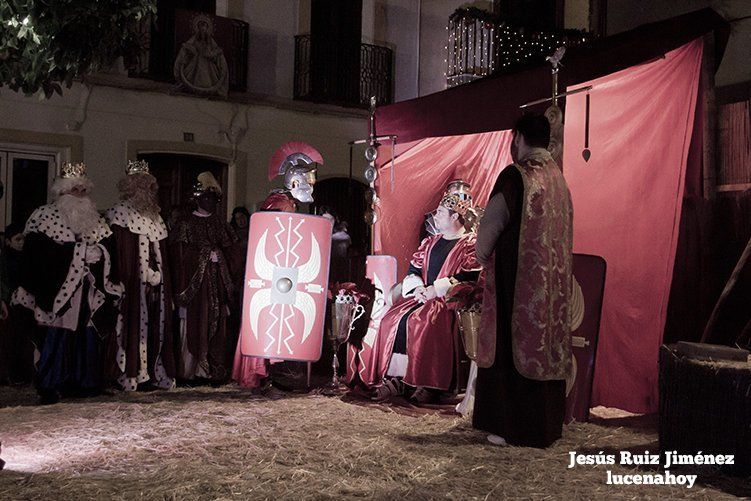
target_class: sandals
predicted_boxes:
[370,377,404,402]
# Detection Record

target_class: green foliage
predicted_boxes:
[0,0,156,98]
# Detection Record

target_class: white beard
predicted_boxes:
[56,194,101,236]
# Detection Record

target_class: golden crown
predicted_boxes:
[440,193,472,217]
[126,159,150,176]
[60,162,87,179]
[445,179,472,201]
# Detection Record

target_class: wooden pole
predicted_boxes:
[702,32,717,200]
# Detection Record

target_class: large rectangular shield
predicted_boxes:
[239,212,332,361]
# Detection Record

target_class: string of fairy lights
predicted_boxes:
[445,7,591,88]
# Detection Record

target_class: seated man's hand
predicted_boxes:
[414,285,437,303]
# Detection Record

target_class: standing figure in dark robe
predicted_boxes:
[227,205,251,373]
[319,206,351,284]
[0,222,34,384]
[11,162,123,404]
[365,194,481,405]
[106,160,175,391]
[0,232,10,384]
[473,114,573,448]
[171,171,236,384]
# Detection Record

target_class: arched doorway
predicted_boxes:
[312,177,370,282]
[138,153,229,225]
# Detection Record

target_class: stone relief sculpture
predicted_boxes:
[173,13,229,97]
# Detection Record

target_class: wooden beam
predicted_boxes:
[702,32,717,200]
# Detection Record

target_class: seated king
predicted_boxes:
[369,191,481,404]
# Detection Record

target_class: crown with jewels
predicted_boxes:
[126,159,150,176]
[59,162,87,179]
[445,179,472,201]
[440,193,473,217]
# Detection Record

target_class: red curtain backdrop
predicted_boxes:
[374,39,702,414]
[562,39,703,413]
[374,131,513,277]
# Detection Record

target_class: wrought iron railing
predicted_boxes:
[294,34,393,108]
[446,7,593,88]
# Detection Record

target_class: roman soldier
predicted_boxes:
[232,143,322,391]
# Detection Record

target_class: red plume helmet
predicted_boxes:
[268,141,324,181]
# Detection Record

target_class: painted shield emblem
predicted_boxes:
[239,212,332,361]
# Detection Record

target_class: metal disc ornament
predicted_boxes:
[364,208,378,225]
[364,165,378,183]
[365,146,378,162]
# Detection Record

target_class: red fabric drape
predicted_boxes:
[374,131,513,277]
[562,39,703,413]
[375,39,703,414]
[375,9,726,144]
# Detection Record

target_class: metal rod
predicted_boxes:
[348,135,397,146]
[584,93,590,148]
[348,143,353,197]
[519,85,592,109]
[552,68,559,107]
[390,141,395,192]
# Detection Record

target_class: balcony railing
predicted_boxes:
[294,34,393,108]
[446,8,593,88]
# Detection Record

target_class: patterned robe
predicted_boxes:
[11,204,123,393]
[473,148,573,447]
[107,201,175,390]
[170,212,236,381]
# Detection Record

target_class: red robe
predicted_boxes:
[361,233,480,391]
